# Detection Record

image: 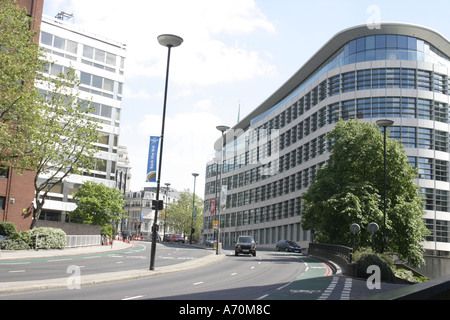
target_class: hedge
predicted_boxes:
[0,223,67,250]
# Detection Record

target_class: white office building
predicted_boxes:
[37,14,126,222]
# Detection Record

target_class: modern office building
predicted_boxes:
[36,14,126,222]
[203,23,450,256]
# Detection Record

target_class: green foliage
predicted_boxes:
[30,227,66,250]
[302,119,429,267]
[1,1,102,228]
[165,189,204,240]
[0,0,45,170]
[0,222,18,236]
[101,225,115,237]
[10,230,33,247]
[70,181,126,226]
[353,249,395,282]
[0,239,30,250]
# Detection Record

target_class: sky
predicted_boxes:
[42,0,450,198]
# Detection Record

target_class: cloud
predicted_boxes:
[120,107,222,192]
[48,0,277,86]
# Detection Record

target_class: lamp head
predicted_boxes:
[376,119,394,127]
[216,125,230,133]
[157,34,183,48]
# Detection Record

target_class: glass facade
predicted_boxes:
[204,25,450,253]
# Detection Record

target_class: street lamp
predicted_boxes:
[190,173,199,245]
[149,34,183,271]
[163,182,170,240]
[216,125,230,255]
[376,119,394,253]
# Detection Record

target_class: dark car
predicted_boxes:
[276,240,302,253]
[235,236,256,256]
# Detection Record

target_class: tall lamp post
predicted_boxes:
[149,34,183,271]
[376,119,394,253]
[163,182,170,240]
[190,173,199,244]
[216,125,230,255]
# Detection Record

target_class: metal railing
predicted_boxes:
[66,235,101,248]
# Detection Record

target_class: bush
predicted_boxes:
[10,231,33,248]
[0,222,17,237]
[0,239,30,250]
[30,227,66,250]
[354,248,395,282]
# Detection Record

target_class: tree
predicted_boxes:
[70,181,126,226]
[0,0,45,170]
[301,119,429,267]
[0,0,102,228]
[31,67,101,228]
[165,189,203,241]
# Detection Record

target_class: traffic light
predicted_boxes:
[151,200,164,210]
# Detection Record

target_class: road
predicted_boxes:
[0,242,405,302]
[0,244,316,300]
[0,242,210,283]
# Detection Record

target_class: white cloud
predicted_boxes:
[50,0,277,86]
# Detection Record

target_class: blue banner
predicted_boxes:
[146,136,160,182]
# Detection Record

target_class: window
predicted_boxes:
[418,157,433,180]
[435,160,449,182]
[0,197,5,210]
[341,100,356,120]
[418,128,433,150]
[401,68,416,89]
[80,72,115,92]
[83,45,117,67]
[418,99,432,120]
[401,97,416,118]
[372,69,386,88]
[357,70,371,90]
[435,130,448,152]
[342,72,356,92]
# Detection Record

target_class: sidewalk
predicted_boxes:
[0,241,225,294]
[0,240,133,261]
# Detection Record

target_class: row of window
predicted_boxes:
[425,219,450,243]
[422,188,449,213]
[250,35,450,125]
[214,99,450,179]
[41,31,124,72]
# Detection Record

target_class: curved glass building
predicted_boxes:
[203,23,450,256]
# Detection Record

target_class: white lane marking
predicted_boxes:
[122,295,144,300]
[193,282,204,286]
[9,270,25,273]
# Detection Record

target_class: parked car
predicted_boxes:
[276,240,302,253]
[235,235,256,256]
[169,234,185,243]
[205,237,217,247]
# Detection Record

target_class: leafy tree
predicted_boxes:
[302,119,428,267]
[70,181,126,227]
[0,0,102,228]
[0,0,45,170]
[165,189,203,241]
[31,67,100,228]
